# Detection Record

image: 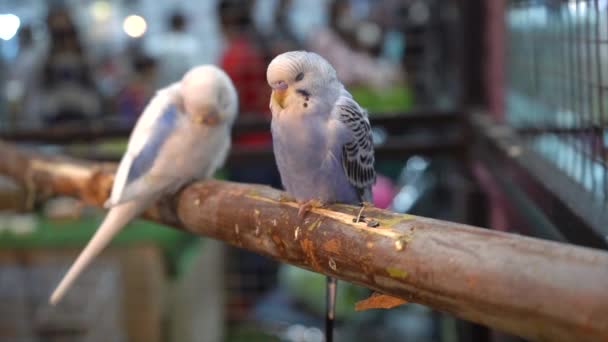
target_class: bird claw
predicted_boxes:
[298,199,324,218]
[366,219,380,227]
[278,194,296,203]
[354,201,375,224]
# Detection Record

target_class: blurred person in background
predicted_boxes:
[218,0,281,183]
[116,53,158,124]
[218,0,269,116]
[6,25,46,128]
[217,0,282,321]
[144,11,203,87]
[307,0,403,89]
[261,0,301,59]
[40,7,102,125]
[95,52,130,114]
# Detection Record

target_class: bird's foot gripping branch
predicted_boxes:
[1,140,608,342]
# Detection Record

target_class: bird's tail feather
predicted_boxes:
[49,199,147,305]
[326,276,337,342]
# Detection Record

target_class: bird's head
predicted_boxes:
[180,65,238,127]
[266,51,339,111]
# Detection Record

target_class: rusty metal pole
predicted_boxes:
[1,140,608,342]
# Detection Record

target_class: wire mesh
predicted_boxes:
[506,0,608,201]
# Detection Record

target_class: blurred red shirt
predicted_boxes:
[221,36,271,147]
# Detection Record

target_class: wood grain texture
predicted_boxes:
[1,140,608,342]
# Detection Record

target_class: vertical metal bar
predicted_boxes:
[602,0,608,200]
[575,0,584,187]
[574,0,580,181]
[567,1,577,178]
[600,0,608,200]
[585,0,595,195]
[560,2,569,170]
[591,0,605,201]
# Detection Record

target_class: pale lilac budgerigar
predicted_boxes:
[50,65,238,305]
[267,51,376,342]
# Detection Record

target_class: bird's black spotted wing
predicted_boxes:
[334,96,376,201]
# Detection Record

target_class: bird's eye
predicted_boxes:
[295,72,304,82]
[296,89,311,97]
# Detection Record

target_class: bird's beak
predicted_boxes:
[272,89,287,109]
[271,81,288,109]
[193,111,220,126]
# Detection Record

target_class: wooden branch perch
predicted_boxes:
[1,140,607,342]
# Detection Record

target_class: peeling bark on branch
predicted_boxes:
[1,140,608,342]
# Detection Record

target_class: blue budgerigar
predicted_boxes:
[267,51,376,342]
[50,65,238,305]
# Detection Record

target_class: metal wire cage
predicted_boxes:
[506,0,608,202]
